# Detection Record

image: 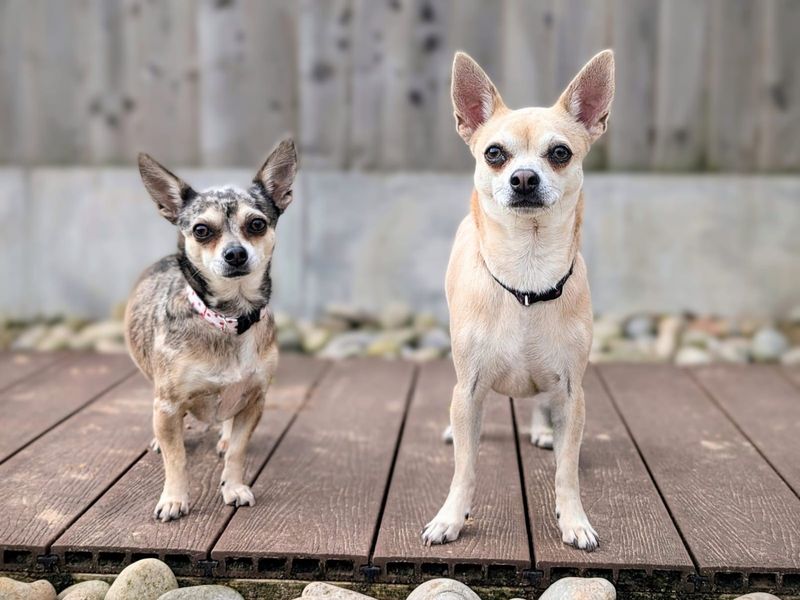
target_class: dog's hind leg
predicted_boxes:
[552,378,598,551]
[220,389,265,507]
[152,394,190,522]
[530,392,554,449]
[422,376,487,545]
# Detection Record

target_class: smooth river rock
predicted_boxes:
[0,577,56,600]
[105,559,178,600]
[158,585,244,600]
[301,582,376,599]
[58,580,110,600]
[538,577,616,600]
[405,579,481,600]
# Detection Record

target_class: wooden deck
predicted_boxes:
[0,352,799,595]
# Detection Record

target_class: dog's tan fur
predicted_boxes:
[423,51,615,550]
[125,139,297,522]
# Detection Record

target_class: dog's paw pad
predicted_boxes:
[221,483,255,507]
[153,493,189,522]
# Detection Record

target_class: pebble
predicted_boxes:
[36,323,76,351]
[781,346,800,365]
[318,331,377,360]
[366,329,417,358]
[592,316,623,351]
[419,328,451,352]
[157,585,244,600]
[406,579,481,600]
[751,326,789,362]
[787,304,800,324]
[69,320,125,350]
[58,580,110,600]
[682,328,714,349]
[277,325,303,351]
[538,577,616,600]
[654,315,684,359]
[10,323,49,350]
[674,346,713,365]
[379,302,413,330]
[412,312,440,332]
[713,337,751,363]
[325,304,378,328]
[401,346,444,362]
[732,594,781,600]
[105,559,178,600]
[301,326,333,354]
[624,314,655,339]
[301,582,375,599]
[0,577,56,600]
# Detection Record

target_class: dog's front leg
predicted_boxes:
[219,389,264,507]
[153,396,190,522]
[422,378,486,545]
[552,380,598,550]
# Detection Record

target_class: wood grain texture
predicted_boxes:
[519,367,693,580]
[0,353,135,463]
[782,366,800,390]
[0,352,65,392]
[691,364,800,497]
[600,364,800,575]
[212,359,414,575]
[52,355,328,574]
[372,360,529,580]
[0,372,150,565]
[653,0,709,170]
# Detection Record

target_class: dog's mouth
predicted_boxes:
[222,267,251,278]
[508,196,547,211]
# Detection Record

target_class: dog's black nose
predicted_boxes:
[223,245,248,267]
[510,169,539,194]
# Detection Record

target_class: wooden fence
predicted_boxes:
[1,0,798,172]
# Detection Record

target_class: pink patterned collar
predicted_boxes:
[186,284,268,335]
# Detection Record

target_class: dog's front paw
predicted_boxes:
[557,508,599,551]
[221,482,255,507]
[421,509,466,546]
[530,426,554,449]
[154,493,189,522]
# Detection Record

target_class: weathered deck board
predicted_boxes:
[212,359,415,579]
[599,364,800,588]
[0,373,150,571]
[373,360,529,584]
[0,351,64,391]
[692,365,800,497]
[0,353,135,463]
[52,355,328,576]
[518,367,694,588]
[782,366,800,390]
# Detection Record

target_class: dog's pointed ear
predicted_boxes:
[451,52,505,144]
[254,137,298,212]
[557,49,615,142]
[138,153,196,224]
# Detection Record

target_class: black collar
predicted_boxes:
[235,308,265,335]
[487,260,575,307]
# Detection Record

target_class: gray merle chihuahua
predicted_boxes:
[125,138,297,522]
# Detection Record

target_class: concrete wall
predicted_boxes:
[1,169,798,320]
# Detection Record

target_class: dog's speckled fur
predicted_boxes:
[423,52,614,550]
[125,138,297,521]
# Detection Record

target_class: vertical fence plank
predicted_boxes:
[759,0,800,172]
[297,0,352,168]
[0,1,32,163]
[653,0,708,170]
[199,0,297,167]
[608,0,658,170]
[501,0,556,110]
[553,0,611,169]
[707,0,766,172]
[349,0,389,170]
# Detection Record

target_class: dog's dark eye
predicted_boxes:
[247,218,267,234]
[484,145,506,165]
[549,145,572,164]
[193,224,212,240]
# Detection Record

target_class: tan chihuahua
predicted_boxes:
[125,139,297,522]
[423,51,615,550]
